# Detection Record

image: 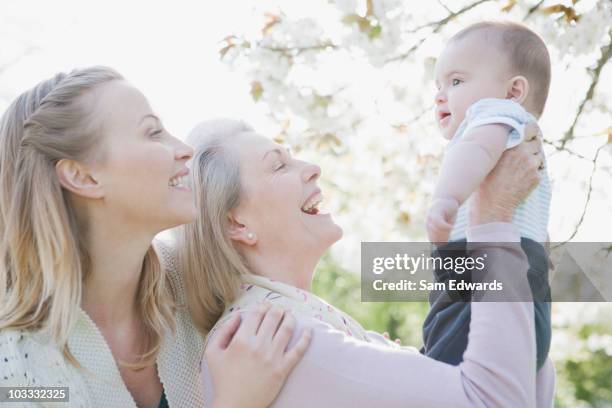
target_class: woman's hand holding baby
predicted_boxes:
[469,122,543,226]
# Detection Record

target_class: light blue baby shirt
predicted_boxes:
[448,98,551,242]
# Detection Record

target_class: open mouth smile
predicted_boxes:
[301,190,329,216]
[169,168,191,191]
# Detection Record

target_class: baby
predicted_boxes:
[427,21,551,244]
[422,21,552,371]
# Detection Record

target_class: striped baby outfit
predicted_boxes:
[448,98,550,242]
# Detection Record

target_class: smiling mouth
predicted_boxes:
[301,192,324,215]
[168,175,186,188]
[168,174,192,192]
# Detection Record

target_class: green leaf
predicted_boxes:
[368,24,382,39]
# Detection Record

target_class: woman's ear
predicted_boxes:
[227,211,258,246]
[506,75,529,104]
[55,159,104,199]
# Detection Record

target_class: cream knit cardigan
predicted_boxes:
[0,241,205,407]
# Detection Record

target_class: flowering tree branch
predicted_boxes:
[388,0,494,62]
[261,42,339,56]
[223,0,611,249]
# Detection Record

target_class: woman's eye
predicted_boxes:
[150,129,163,138]
[275,163,286,171]
[451,78,462,86]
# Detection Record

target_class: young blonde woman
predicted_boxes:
[182,119,555,407]
[0,67,311,407]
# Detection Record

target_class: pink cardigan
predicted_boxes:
[201,223,555,407]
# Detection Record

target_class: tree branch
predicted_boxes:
[560,142,609,243]
[437,0,454,15]
[262,43,338,55]
[523,0,545,21]
[543,139,591,161]
[559,29,612,148]
[412,0,492,33]
[396,0,493,39]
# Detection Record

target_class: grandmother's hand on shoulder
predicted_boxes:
[206,302,312,408]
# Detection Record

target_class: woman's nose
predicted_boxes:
[302,162,321,183]
[174,137,194,161]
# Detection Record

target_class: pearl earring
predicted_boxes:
[247,232,254,239]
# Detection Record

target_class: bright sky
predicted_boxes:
[1,0,610,242]
[0,0,272,137]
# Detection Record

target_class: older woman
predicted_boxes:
[182,119,555,407]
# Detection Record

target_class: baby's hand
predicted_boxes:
[427,198,459,243]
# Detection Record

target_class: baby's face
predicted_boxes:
[434,36,511,140]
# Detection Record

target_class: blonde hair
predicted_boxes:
[177,119,254,335]
[0,66,175,368]
[450,21,551,117]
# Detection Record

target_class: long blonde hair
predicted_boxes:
[177,119,253,335]
[0,66,175,367]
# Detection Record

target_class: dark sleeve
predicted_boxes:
[421,238,551,370]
